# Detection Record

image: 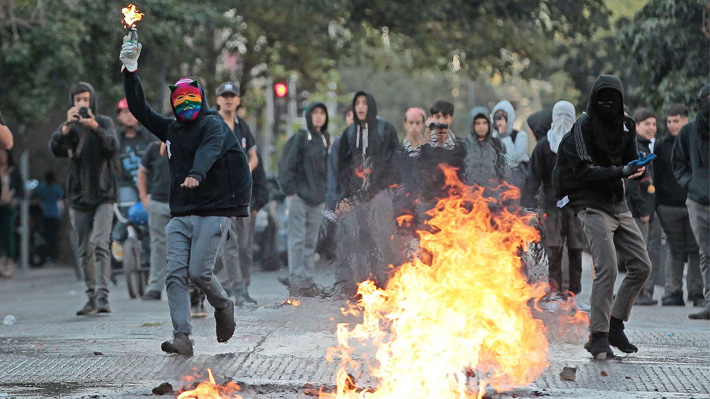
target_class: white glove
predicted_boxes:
[119,35,142,72]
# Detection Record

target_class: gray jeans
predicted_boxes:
[686,199,710,308]
[165,215,231,336]
[656,204,702,297]
[145,200,171,294]
[287,196,324,283]
[70,204,114,298]
[577,207,651,333]
[219,214,256,290]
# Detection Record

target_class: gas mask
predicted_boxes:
[170,79,202,122]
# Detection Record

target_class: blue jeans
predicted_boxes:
[165,215,231,336]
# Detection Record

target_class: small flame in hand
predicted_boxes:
[122,4,144,28]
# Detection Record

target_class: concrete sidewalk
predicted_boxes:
[0,256,708,399]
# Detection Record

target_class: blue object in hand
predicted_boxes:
[628,152,656,167]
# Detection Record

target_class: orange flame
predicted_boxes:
[322,165,588,399]
[284,299,301,307]
[121,4,144,28]
[354,165,371,179]
[177,368,242,399]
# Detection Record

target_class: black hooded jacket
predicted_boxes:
[553,75,640,214]
[654,133,687,207]
[527,109,553,141]
[523,137,558,209]
[337,91,400,200]
[673,85,710,206]
[278,102,330,206]
[50,82,120,210]
[123,71,252,217]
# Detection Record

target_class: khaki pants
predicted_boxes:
[577,207,651,333]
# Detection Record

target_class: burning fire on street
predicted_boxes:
[321,167,588,399]
[176,368,242,399]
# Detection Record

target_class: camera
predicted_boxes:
[428,121,448,130]
[78,106,90,119]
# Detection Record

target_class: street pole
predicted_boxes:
[287,74,297,138]
[19,150,29,271]
[326,82,337,125]
[264,77,274,175]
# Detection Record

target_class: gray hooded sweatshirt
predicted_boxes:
[462,106,507,187]
[492,100,529,167]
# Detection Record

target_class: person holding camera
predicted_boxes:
[49,82,120,316]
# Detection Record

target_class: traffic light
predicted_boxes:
[274,82,288,98]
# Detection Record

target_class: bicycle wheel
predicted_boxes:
[124,238,143,299]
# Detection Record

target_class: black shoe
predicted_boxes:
[190,303,208,318]
[141,290,161,301]
[161,333,194,357]
[688,308,710,320]
[96,296,111,313]
[608,321,638,353]
[691,294,706,308]
[76,299,97,316]
[242,291,257,305]
[584,333,615,360]
[215,300,235,343]
[634,295,658,306]
[277,276,290,287]
[661,291,685,306]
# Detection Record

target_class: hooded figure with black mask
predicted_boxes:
[49,81,120,317]
[121,35,251,356]
[673,84,710,320]
[336,91,400,203]
[553,75,652,360]
[278,102,330,295]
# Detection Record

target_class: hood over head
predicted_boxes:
[468,106,493,138]
[69,82,98,115]
[169,78,215,123]
[491,100,516,137]
[305,101,329,136]
[697,84,710,137]
[587,74,626,156]
[527,109,553,141]
[547,101,576,154]
[352,90,378,128]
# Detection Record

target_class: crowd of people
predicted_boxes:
[0,35,706,359]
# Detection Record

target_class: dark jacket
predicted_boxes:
[118,126,154,189]
[527,109,553,141]
[553,75,640,214]
[250,149,269,212]
[337,91,400,200]
[654,134,687,207]
[625,135,655,218]
[523,137,558,209]
[123,72,251,217]
[673,119,710,205]
[462,106,506,188]
[49,82,120,210]
[416,136,466,202]
[278,102,329,206]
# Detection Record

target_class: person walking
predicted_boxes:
[673,84,710,320]
[33,171,64,264]
[121,35,251,355]
[49,82,120,315]
[554,75,652,359]
[0,149,23,278]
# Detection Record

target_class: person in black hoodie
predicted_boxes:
[673,84,710,320]
[625,108,660,305]
[553,75,652,360]
[121,35,250,356]
[49,81,119,316]
[655,104,702,307]
[523,101,584,297]
[526,109,553,142]
[336,91,399,204]
[278,102,330,296]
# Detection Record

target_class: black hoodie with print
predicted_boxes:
[337,91,400,200]
[49,82,120,210]
[673,84,710,206]
[553,75,640,214]
[278,102,330,206]
[123,71,251,217]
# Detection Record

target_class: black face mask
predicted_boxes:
[595,89,622,118]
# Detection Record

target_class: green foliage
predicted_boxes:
[619,0,709,113]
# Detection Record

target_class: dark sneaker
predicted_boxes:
[634,295,658,306]
[661,291,685,306]
[96,297,111,313]
[214,300,235,343]
[76,299,97,316]
[161,333,194,357]
[141,290,161,301]
[277,276,290,287]
[608,325,638,353]
[242,292,257,305]
[190,303,208,318]
[688,308,710,320]
[691,294,706,308]
[584,333,615,360]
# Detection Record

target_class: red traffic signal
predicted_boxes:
[274,83,288,98]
